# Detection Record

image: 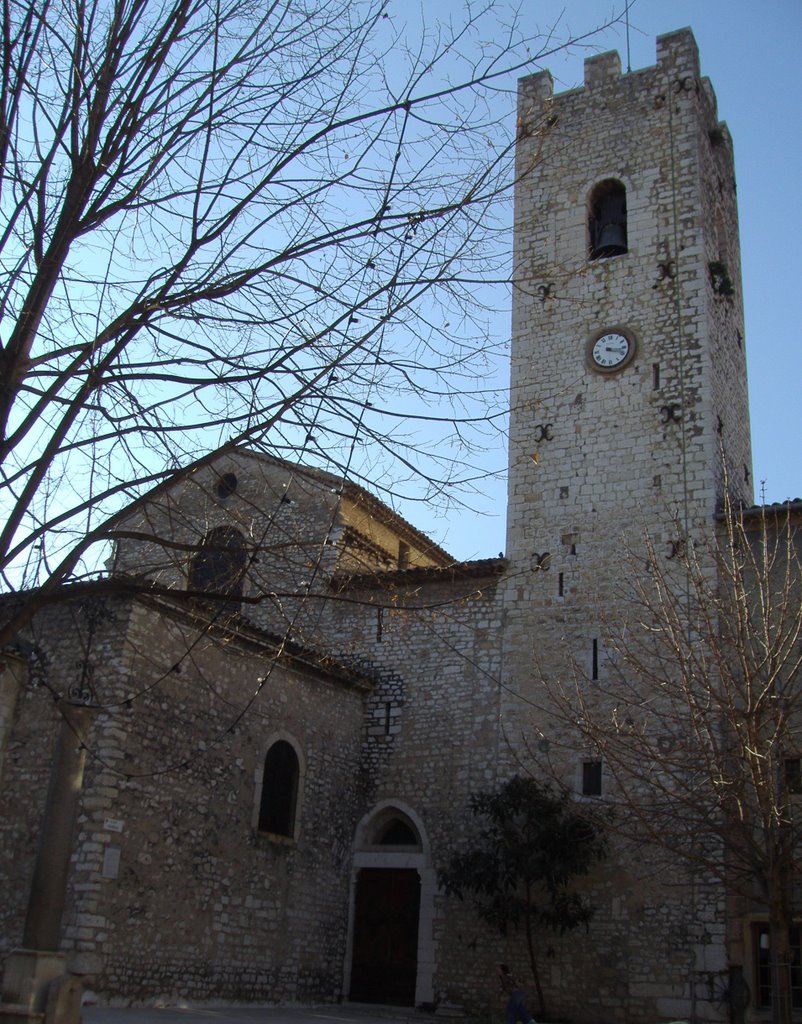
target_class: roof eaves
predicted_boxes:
[330,556,508,591]
[716,499,802,521]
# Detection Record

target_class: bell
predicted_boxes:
[594,221,627,257]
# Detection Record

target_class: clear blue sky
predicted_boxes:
[400,0,802,560]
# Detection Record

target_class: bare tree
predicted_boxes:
[0,0,624,636]
[534,500,802,1024]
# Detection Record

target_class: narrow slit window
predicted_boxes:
[786,758,802,795]
[582,760,603,796]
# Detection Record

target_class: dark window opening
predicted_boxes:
[588,179,628,260]
[375,818,419,846]
[258,740,299,837]
[754,924,802,1010]
[188,526,246,612]
[786,758,802,794]
[216,472,238,499]
[582,760,603,796]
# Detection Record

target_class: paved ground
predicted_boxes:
[83,1004,430,1024]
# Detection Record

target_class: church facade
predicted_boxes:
[0,29,783,1024]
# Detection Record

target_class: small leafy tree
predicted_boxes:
[439,775,608,1017]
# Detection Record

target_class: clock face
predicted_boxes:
[587,329,635,372]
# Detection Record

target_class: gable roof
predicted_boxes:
[226,448,454,566]
[114,446,456,568]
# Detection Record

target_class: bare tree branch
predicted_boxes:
[532,498,802,1024]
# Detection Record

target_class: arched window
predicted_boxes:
[364,810,422,850]
[188,526,246,611]
[215,472,238,500]
[258,740,300,837]
[376,818,419,846]
[588,179,628,260]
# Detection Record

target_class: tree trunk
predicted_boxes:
[767,841,794,1024]
[524,883,546,1018]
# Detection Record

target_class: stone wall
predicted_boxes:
[323,566,507,1005]
[1,595,369,1005]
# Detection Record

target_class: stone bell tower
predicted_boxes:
[506,28,751,573]
[498,29,751,1023]
[502,28,752,695]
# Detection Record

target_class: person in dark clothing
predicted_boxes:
[497,963,536,1024]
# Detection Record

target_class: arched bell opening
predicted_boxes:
[588,178,628,259]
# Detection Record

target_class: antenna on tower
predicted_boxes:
[625,2,632,73]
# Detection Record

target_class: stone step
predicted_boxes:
[0,1003,46,1023]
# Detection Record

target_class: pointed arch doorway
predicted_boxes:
[346,804,435,1007]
